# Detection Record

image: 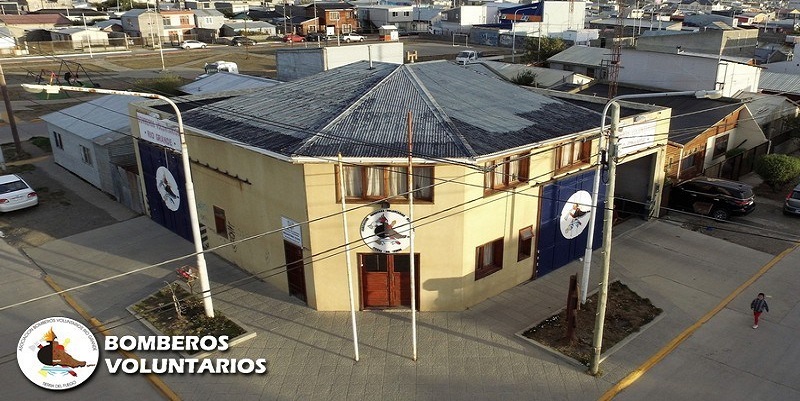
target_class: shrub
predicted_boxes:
[132,75,187,97]
[511,70,537,86]
[754,154,800,190]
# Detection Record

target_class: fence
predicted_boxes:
[9,35,203,58]
[703,142,769,180]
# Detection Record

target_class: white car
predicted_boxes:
[0,174,38,212]
[342,33,365,42]
[180,40,207,49]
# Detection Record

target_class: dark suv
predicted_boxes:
[230,36,257,46]
[669,176,755,220]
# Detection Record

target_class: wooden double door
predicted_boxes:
[359,253,419,309]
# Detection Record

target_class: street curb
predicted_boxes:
[37,273,181,401]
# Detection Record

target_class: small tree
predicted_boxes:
[754,154,800,191]
[521,36,567,64]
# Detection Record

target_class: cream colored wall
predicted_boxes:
[302,163,470,311]
[186,135,313,306]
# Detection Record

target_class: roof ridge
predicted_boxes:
[404,63,479,159]
[293,63,401,157]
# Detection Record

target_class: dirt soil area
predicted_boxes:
[523,281,662,367]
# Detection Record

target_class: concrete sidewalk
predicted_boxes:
[10,213,797,400]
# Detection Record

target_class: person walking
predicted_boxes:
[750,292,769,329]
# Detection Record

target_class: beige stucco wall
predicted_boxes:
[186,135,312,302]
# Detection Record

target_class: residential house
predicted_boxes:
[358,5,414,33]
[29,8,110,24]
[303,1,358,35]
[129,60,669,311]
[40,95,144,213]
[411,6,443,35]
[677,0,715,13]
[439,5,490,35]
[0,14,71,38]
[160,9,196,42]
[49,28,110,49]
[736,90,800,155]
[192,9,225,31]
[17,0,71,12]
[576,84,767,181]
[275,42,404,81]
[546,45,609,79]
[121,9,163,39]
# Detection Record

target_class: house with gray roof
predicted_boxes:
[40,95,144,213]
[129,60,670,311]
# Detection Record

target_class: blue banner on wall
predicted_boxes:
[537,170,606,277]
[138,141,193,242]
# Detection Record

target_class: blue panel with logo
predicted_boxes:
[536,170,606,278]
[138,141,193,242]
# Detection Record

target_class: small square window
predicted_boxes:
[214,206,228,239]
[518,226,533,261]
[475,237,503,280]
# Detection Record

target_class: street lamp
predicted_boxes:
[511,6,536,63]
[21,83,216,318]
[587,89,723,375]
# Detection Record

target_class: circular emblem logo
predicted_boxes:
[359,209,413,253]
[17,317,99,390]
[156,166,181,211]
[559,190,593,239]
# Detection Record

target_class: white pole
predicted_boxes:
[407,111,417,361]
[581,128,604,304]
[21,84,216,318]
[83,15,93,58]
[337,154,360,362]
[590,101,619,375]
[512,11,517,63]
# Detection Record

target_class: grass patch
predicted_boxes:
[3,164,35,174]
[1,143,31,162]
[30,136,52,153]
[132,284,245,352]
[523,281,662,367]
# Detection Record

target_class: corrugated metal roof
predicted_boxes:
[759,71,800,95]
[192,9,224,17]
[736,92,798,125]
[469,61,581,88]
[179,72,280,95]
[181,61,601,161]
[40,95,140,143]
[0,14,71,25]
[547,45,609,68]
[576,84,743,145]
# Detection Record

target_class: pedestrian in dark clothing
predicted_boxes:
[751,292,769,329]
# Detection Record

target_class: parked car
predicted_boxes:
[230,36,257,46]
[0,174,38,212]
[306,32,325,42]
[342,33,365,42]
[282,33,305,43]
[669,176,755,220]
[179,40,206,49]
[784,183,800,216]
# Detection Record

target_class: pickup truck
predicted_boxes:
[455,50,505,65]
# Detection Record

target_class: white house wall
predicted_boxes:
[48,123,103,190]
[618,50,758,97]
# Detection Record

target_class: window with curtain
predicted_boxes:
[555,140,591,171]
[475,238,504,280]
[339,165,434,202]
[483,153,530,192]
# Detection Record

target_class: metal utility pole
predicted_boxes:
[0,63,22,165]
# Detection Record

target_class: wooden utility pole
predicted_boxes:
[0,63,23,167]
